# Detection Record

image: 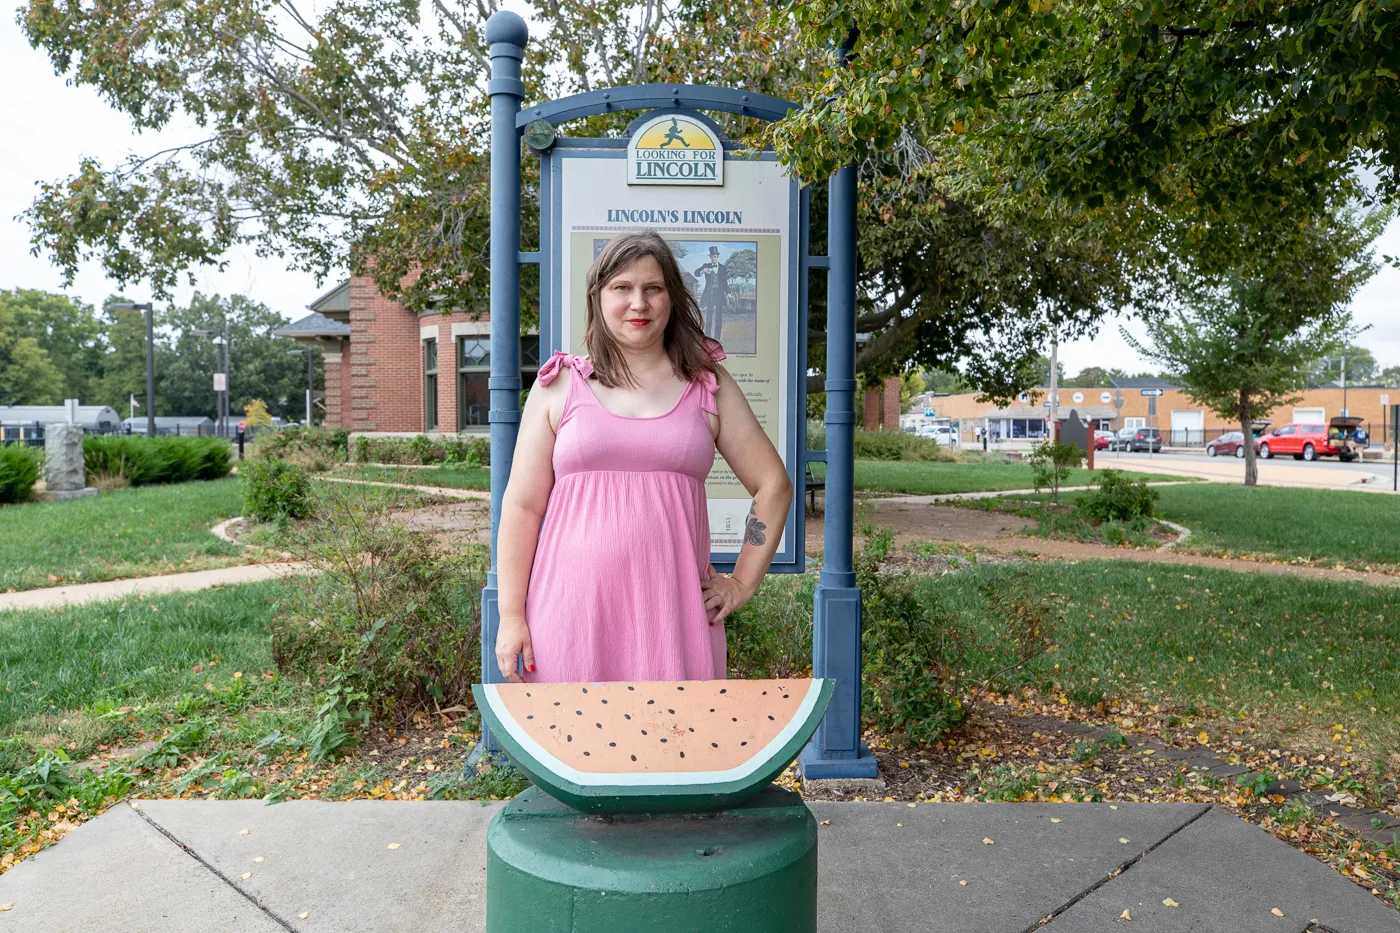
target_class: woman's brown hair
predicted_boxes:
[583,230,716,389]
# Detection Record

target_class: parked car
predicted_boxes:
[917,425,959,446]
[1256,423,1353,462]
[1206,431,1255,459]
[1109,427,1163,452]
[1094,430,1113,450]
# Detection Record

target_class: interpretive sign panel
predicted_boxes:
[547,134,800,571]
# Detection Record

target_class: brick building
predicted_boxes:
[277,277,539,435]
[922,378,1400,447]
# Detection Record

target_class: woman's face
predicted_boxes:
[599,255,671,353]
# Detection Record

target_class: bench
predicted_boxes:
[805,462,825,511]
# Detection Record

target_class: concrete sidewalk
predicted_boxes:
[1099,453,1392,490]
[2,798,1394,932]
[0,562,314,613]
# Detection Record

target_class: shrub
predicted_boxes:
[351,434,489,467]
[1074,469,1159,522]
[241,458,315,522]
[251,426,348,471]
[0,444,42,504]
[272,495,487,740]
[1025,440,1083,503]
[726,575,815,679]
[805,421,959,462]
[83,435,232,486]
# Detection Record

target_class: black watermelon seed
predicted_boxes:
[719,688,727,694]
[709,708,716,712]
[631,755,637,761]
[525,692,531,697]
[601,699,608,704]
[688,727,694,732]
[679,751,685,758]
[641,729,648,735]
[667,708,675,714]
[627,686,635,691]
[550,724,556,729]
[527,715,533,719]
[741,741,748,746]
[783,694,790,699]
[553,701,561,706]
[732,717,738,722]
[625,714,632,720]
[581,687,588,693]
[576,710,582,715]
[762,691,767,695]
[609,742,617,747]
[660,738,667,743]
[567,735,572,741]
[596,723,602,728]
[768,715,775,720]
[711,742,718,748]
[584,751,590,756]
[677,686,684,691]
[647,699,655,705]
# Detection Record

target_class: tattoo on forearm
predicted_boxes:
[744,503,767,546]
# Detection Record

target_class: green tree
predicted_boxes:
[92,299,153,414]
[1379,364,1400,387]
[0,289,102,401]
[1312,343,1378,386]
[0,331,64,405]
[18,0,1144,403]
[162,294,321,420]
[1126,198,1384,486]
[1064,366,1127,389]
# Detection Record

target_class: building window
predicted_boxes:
[457,337,490,429]
[424,338,438,431]
[1125,416,1146,429]
[457,335,542,430]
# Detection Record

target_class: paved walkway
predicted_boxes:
[0,562,314,612]
[319,476,489,500]
[1,797,1393,932]
[1101,453,1393,490]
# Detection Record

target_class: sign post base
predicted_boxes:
[486,786,817,932]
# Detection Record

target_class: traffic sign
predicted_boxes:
[1043,401,1052,408]
[1140,388,1164,397]
[923,408,936,418]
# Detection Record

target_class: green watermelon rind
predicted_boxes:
[474,679,834,814]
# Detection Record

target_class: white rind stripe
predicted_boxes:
[483,681,825,788]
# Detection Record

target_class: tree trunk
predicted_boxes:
[1238,389,1258,487]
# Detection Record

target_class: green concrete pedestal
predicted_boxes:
[486,785,817,933]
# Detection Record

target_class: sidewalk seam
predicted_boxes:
[1024,804,1214,931]
[130,804,299,932]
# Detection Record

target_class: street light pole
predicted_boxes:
[288,349,315,425]
[110,302,156,436]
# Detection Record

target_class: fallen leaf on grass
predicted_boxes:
[1119,909,1131,921]
[1271,907,1284,917]
[1197,732,1209,745]
[1162,898,1179,908]
[982,837,994,845]
[959,880,967,886]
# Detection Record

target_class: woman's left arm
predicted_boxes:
[700,366,794,624]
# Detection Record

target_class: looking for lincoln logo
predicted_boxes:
[627,114,724,186]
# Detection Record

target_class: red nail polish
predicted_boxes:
[527,664,535,672]
[708,621,715,627]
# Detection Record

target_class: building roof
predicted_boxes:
[0,405,121,425]
[121,416,215,427]
[307,280,350,314]
[275,312,351,339]
[1108,376,1177,390]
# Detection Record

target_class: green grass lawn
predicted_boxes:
[810,459,1182,496]
[329,464,490,490]
[926,560,1400,760]
[0,479,253,592]
[1150,484,1400,569]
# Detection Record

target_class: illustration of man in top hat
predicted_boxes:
[694,246,726,340]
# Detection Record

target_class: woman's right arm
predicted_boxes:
[494,374,564,683]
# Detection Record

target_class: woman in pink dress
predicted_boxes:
[493,231,792,684]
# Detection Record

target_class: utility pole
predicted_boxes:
[110,302,156,436]
[288,349,315,425]
[1047,333,1060,440]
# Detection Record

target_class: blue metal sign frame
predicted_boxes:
[476,10,876,780]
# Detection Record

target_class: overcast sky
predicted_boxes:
[2,17,1397,375]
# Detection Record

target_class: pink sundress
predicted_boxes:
[522,341,727,683]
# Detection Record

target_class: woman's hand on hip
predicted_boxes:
[495,616,535,684]
[700,565,755,626]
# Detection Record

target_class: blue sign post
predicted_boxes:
[476,10,874,780]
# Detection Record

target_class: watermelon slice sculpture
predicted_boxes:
[474,678,833,814]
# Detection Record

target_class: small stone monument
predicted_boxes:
[44,422,97,500]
